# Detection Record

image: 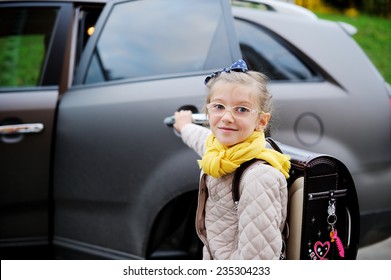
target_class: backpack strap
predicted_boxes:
[265,137,283,153]
[232,137,283,204]
[232,158,259,207]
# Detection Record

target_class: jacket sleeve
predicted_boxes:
[180,123,211,158]
[234,164,288,260]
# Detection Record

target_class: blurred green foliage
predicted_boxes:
[296,0,391,18]
[323,0,391,17]
[0,35,45,87]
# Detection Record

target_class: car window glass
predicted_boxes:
[0,7,58,87]
[84,0,233,84]
[235,19,317,81]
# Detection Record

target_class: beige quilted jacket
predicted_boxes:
[181,124,288,260]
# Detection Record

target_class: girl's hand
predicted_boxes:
[174,110,193,133]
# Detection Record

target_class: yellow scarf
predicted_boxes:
[198,131,290,179]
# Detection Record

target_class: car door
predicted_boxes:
[0,2,72,259]
[53,0,241,259]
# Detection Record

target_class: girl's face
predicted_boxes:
[208,81,270,147]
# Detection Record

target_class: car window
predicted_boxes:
[234,18,318,81]
[84,0,234,84]
[0,7,58,87]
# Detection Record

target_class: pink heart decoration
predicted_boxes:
[314,241,330,260]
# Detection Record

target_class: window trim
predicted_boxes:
[234,16,344,88]
[0,2,73,87]
[234,16,325,83]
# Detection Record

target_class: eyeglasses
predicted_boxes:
[206,103,262,118]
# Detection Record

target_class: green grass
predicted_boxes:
[316,13,391,84]
[0,35,45,87]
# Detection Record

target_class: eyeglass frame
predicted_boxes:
[206,103,265,118]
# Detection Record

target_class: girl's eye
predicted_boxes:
[235,106,250,113]
[214,104,225,110]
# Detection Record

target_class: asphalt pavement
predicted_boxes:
[356,236,391,260]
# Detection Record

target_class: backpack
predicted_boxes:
[232,138,360,260]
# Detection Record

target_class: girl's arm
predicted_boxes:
[174,110,210,157]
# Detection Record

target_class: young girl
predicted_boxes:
[174,60,290,260]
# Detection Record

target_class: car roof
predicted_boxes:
[232,0,318,20]
[233,1,357,35]
[0,0,108,3]
[0,0,316,19]
[0,0,315,19]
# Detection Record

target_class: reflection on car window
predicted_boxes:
[0,7,58,87]
[235,19,318,81]
[84,0,232,84]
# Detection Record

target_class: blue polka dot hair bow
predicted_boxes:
[204,59,249,85]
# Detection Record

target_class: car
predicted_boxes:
[232,0,318,20]
[0,0,390,260]
[233,0,358,35]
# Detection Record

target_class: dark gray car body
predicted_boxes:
[0,0,390,259]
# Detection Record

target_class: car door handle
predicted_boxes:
[164,113,208,127]
[0,123,44,135]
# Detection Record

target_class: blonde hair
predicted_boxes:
[204,70,273,115]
